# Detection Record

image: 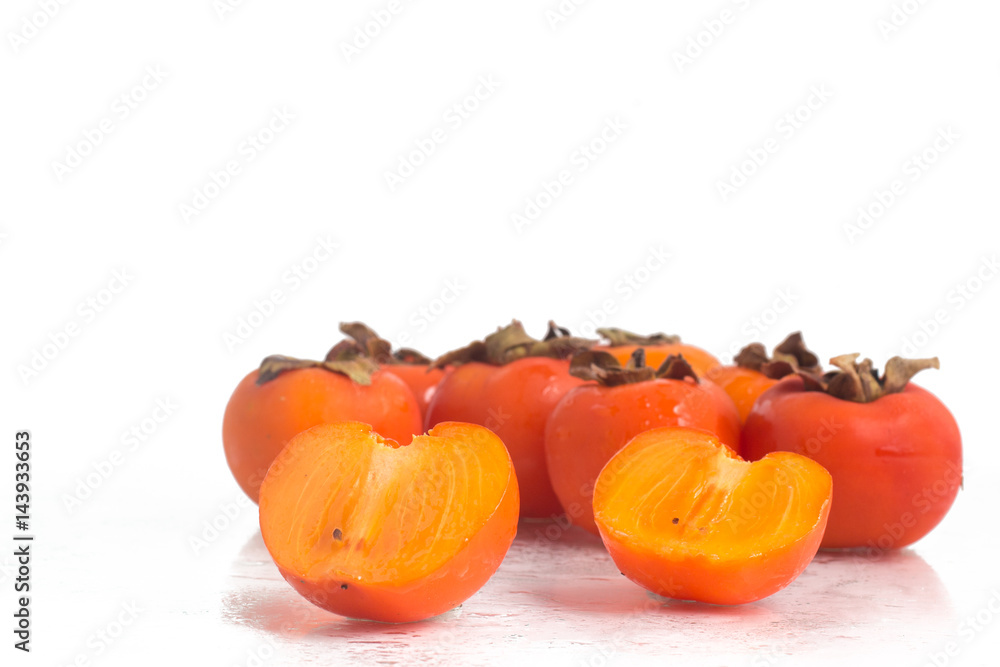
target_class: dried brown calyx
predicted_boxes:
[569,348,699,387]
[325,322,432,366]
[597,328,681,346]
[733,332,822,379]
[430,320,595,369]
[255,353,380,386]
[797,354,939,403]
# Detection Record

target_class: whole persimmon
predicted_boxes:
[594,427,832,605]
[596,328,720,378]
[259,421,519,623]
[222,354,422,503]
[545,350,741,535]
[328,322,450,420]
[705,332,821,423]
[742,354,962,550]
[425,321,594,519]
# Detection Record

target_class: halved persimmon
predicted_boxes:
[258,421,519,623]
[594,427,832,605]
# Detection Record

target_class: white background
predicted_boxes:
[2,1,999,665]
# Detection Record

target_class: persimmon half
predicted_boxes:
[259,421,519,623]
[223,355,422,503]
[594,427,832,605]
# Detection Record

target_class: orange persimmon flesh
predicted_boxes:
[259,421,519,623]
[594,427,831,605]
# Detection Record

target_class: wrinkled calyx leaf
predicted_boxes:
[798,354,939,403]
[733,332,821,379]
[569,348,699,387]
[431,320,595,369]
[597,327,681,347]
[256,354,380,386]
[326,322,432,366]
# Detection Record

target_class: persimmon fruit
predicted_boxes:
[329,322,449,420]
[223,355,422,503]
[594,427,832,605]
[259,421,519,623]
[706,332,821,424]
[596,328,720,378]
[425,321,593,518]
[742,354,962,550]
[545,350,741,535]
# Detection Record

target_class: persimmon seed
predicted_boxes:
[333,528,343,540]
[672,517,679,524]
[341,583,348,590]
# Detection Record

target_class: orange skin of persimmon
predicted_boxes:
[258,421,519,623]
[381,364,450,421]
[425,358,586,519]
[742,376,962,550]
[222,368,422,504]
[703,365,779,424]
[594,427,832,605]
[544,376,741,535]
[597,343,720,378]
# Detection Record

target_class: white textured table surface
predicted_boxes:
[27,477,1000,667]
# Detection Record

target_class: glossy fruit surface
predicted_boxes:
[259,421,519,623]
[743,367,961,550]
[594,427,832,605]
